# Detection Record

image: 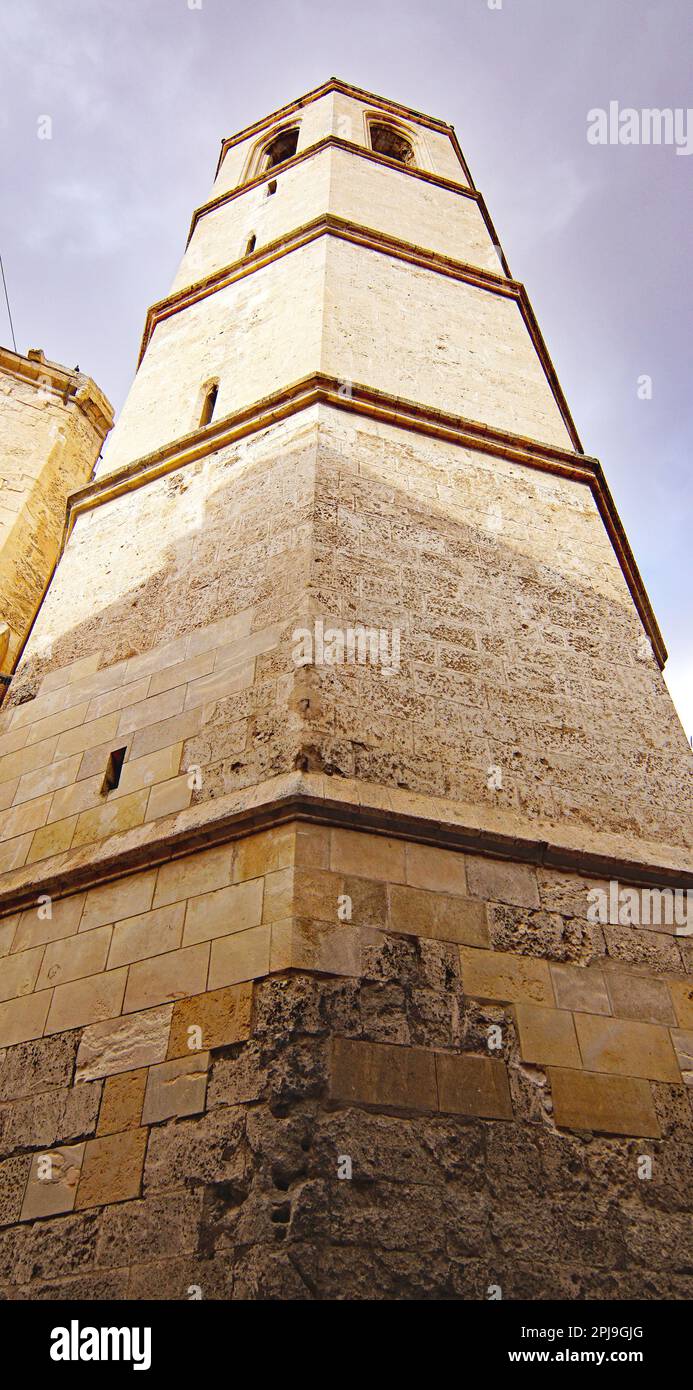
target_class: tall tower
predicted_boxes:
[0,346,112,688]
[0,81,691,1301]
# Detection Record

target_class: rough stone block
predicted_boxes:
[514,1003,581,1068]
[141,1053,210,1124]
[329,1037,436,1113]
[574,1013,680,1083]
[459,945,554,1005]
[549,1067,661,1138]
[76,1005,172,1081]
[75,1128,148,1209]
[167,982,253,1058]
[435,1051,513,1118]
[0,1031,78,1101]
[0,1154,31,1226]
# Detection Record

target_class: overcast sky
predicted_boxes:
[1,0,691,737]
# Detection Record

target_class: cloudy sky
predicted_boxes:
[1,0,691,736]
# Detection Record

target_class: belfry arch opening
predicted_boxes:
[263,127,299,170]
[369,121,415,166]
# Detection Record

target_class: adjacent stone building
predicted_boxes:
[0,79,691,1300]
[0,346,113,688]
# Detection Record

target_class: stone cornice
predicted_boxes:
[65,376,666,668]
[192,138,482,250]
[0,345,114,437]
[213,77,475,187]
[136,213,560,436]
[0,771,689,921]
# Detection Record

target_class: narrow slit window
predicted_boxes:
[102,746,126,795]
[199,381,218,427]
[267,179,277,197]
[245,233,257,255]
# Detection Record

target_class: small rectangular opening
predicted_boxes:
[101,746,127,795]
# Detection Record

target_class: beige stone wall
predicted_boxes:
[0,351,112,678]
[171,146,494,296]
[307,409,691,860]
[0,823,690,1297]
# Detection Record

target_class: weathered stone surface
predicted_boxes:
[141,1053,210,1125]
[549,1067,661,1138]
[330,1037,436,1113]
[98,1069,148,1135]
[459,945,553,1005]
[21,1143,85,1221]
[514,1003,581,1068]
[465,856,540,909]
[167,983,253,1058]
[75,1129,148,1209]
[75,1004,172,1081]
[573,1014,680,1083]
[435,1052,513,1119]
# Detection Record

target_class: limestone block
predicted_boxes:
[128,707,202,762]
[514,1003,581,1068]
[669,978,693,1029]
[141,1053,210,1124]
[0,1154,31,1226]
[0,945,44,1002]
[435,1052,513,1119]
[459,945,554,1005]
[145,774,193,821]
[465,855,540,908]
[76,1005,173,1081]
[20,1143,85,1220]
[71,789,149,850]
[75,1128,148,1209]
[0,990,52,1048]
[233,826,295,882]
[167,982,253,1058]
[605,971,677,1026]
[107,902,185,969]
[671,1030,693,1083]
[330,829,406,883]
[98,1069,149,1134]
[182,877,263,947]
[330,1037,436,1113]
[37,925,112,991]
[404,842,468,895]
[46,968,128,1036]
[80,870,156,933]
[389,883,488,946]
[549,1067,661,1138]
[0,1030,78,1101]
[574,1013,680,1083]
[54,711,120,760]
[12,892,85,953]
[117,686,186,739]
[550,962,611,1016]
[208,926,271,988]
[123,943,210,1013]
[153,844,233,908]
[27,814,78,863]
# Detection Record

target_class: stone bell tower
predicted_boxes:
[0,80,691,1301]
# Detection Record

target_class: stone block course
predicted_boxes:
[574,1013,680,1083]
[549,1067,661,1138]
[514,1002,582,1068]
[459,944,554,1005]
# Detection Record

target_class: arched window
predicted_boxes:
[199,381,219,428]
[245,234,257,255]
[369,121,415,166]
[263,127,299,170]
